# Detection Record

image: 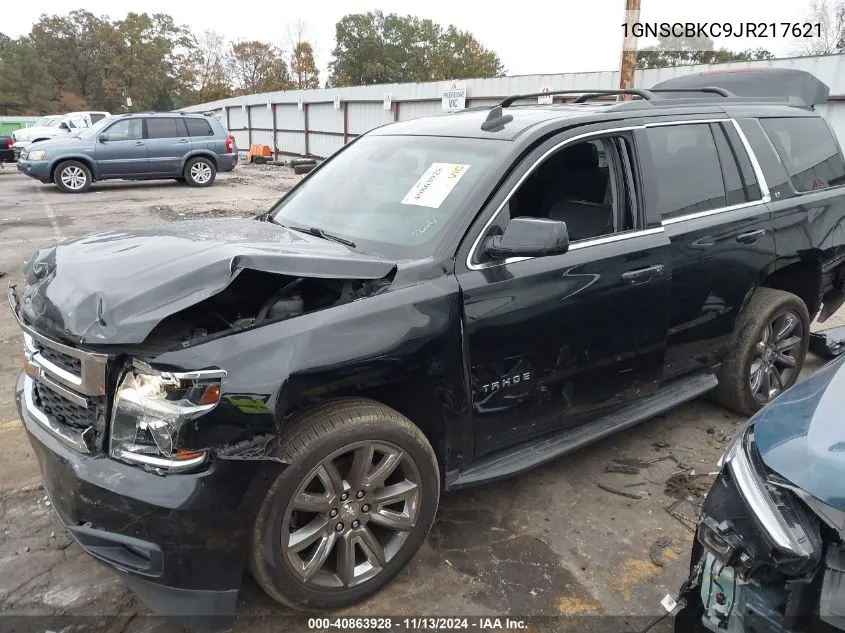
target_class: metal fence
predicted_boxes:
[183,53,845,160]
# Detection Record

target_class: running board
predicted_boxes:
[449,372,718,490]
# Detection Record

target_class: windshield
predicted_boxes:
[32,117,55,128]
[269,135,506,259]
[78,115,118,139]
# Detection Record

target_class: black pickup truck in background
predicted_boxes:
[8,68,845,618]
[0,134,13,164]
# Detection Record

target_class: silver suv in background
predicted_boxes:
[12,112,111,158]
[16,112,238,193]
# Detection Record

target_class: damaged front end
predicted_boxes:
[677,423,845,633]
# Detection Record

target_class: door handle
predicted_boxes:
[179,138,189,143]
[736,229,766,244]
[621,264,664,283]
[134,141,144,146]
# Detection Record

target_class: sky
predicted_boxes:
[3,0,815,83]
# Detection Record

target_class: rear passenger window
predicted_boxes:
[644,124,726,219]
[90,113,106,123]
[146,118,180,139]
[760,117,845,192]
[185,118,214,137]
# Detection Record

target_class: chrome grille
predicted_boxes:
[33,380,97,430]
[34,341,82,375]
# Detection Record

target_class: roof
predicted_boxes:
[369,97,814,141]
[121,111,210,118]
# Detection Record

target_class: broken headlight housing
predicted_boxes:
[700,426,821,575]
[109,362,225,472]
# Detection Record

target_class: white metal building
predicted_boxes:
[183,53,845,159]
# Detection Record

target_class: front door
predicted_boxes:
[457,130,672,457]
[95,118,148,177]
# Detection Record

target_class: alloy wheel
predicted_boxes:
[281,440,421,590]
[60,166,87,190]
[749,309,804,404]
[190,161,212,184]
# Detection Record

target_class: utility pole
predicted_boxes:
[618,0,641,100]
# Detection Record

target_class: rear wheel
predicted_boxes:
[711,287,810,415]
[249,398,440,611]
[184,157,216,187]
[54,160,91,193]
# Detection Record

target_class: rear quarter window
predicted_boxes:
[760,117,845,192]
[185,118,214,137]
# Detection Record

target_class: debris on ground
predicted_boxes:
[652,440,671,450]
[614,457,651,469]
[597,482,648,500]
[664,473,712,500]
[605,463,642,475]
[665,499,699,533]
[649,537,674,567]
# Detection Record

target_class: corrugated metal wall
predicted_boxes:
[183,53,845,158]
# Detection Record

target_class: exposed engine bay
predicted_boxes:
[142,269,391,351]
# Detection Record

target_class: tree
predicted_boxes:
[0,37,53,114]
[183,30,232,103]
[797,0,845,54]
[29,10,108,106]
[290,41,320,89]
[327,11,504,87]
[228,41,291,94]
[636,35,775,69]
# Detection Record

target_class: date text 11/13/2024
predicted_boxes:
[307,617,528,630]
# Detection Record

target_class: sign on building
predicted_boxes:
[297,98,304,111]
[383,93,392,110]
[538,87,553,105]
[334,95,342,110]
[442,81,466,112]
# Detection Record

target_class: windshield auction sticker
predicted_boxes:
[401,163,471,208]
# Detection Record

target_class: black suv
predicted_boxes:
[9,68,845,616]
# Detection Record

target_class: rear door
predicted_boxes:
[94,118,148,177]
[184,116,219,154]
[636,119,776,379]
[145,117,191,175]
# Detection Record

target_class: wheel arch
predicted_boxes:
[49,155,99,183]
[181,151,218,172]
[759,259,823,319]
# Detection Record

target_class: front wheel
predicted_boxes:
[712,287,810,415]
[249,398,440,611]
[54,160,92,193]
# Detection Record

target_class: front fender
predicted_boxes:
[151,276,468,470]
[47,154,100,180]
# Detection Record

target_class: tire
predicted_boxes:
[54,160,92,193]
[184,156,216,187]
[249,397,440,611]
[711,287,810,415]
[293,164,316,175]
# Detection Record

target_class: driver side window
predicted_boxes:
[105,119,143,141]
[507,137,633,242]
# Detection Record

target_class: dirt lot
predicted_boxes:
[0,163,842,633]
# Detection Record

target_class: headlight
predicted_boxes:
[28,150,46,160]
[110,361,225,472]
[720,427,820,563]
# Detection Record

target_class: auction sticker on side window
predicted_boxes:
[401,163,471,208]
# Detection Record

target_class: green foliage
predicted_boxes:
[636,36,775,69]
[0,37,53,114]
[327,10,505,87]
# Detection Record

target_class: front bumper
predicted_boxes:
[17,158,51,183]
[14,371,281,616]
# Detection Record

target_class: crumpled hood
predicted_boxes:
[753,355,845,512]
[19,217,396,345]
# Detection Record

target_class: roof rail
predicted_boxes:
[499,88,655,107]
[649,87,736,97]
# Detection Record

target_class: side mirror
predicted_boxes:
[98,133,109,143]
[484,217,570,259]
